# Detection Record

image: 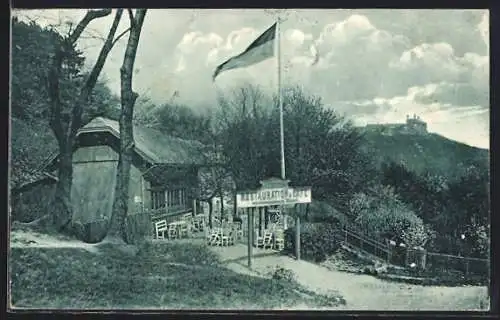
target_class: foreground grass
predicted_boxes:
[10,240,345,309]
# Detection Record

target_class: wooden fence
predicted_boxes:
[424,251,489,276]
[337,226,391,263]
[337,224,489,276]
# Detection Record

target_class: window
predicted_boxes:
[151,190,166,209]
[150,188,188,211]
[166,189,187,210]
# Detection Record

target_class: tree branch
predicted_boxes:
[112,27,131,47]
[67,9,112,45]
[69,9,124,138]
[127,9,135,27]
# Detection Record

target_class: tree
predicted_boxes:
[134,102,212,144]
[46,9,131,232]
[280,86,375,208]
[217,84,375,215]
[108,9,147,242]
[350,184,431,246]
[217,84,274,190]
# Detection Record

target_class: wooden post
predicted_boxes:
[264,207,269,229]
[283,206,288,229]
[258,207,263,235]
[465,258,470,276]
[193,199,197,216]
[247,208,253,268]
[295,205,301,261]
[387,241,392,264]
[405,248,410,266]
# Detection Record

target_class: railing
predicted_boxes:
[337,226,391,262]
[338,223,489,276]
[424,251,489,276]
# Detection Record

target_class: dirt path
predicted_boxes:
[212,246,489,311]
[9,229,101,253]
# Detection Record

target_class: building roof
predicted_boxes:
[77,117,207,165]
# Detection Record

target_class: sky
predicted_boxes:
[13,9,490,149]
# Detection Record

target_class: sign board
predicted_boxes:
[236,186,312,208]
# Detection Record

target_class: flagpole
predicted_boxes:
[276,17,289,231]
[277,18,285,181]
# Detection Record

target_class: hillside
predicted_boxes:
[359,129,489,181]
[10,117,58,189]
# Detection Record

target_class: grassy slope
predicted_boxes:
[9,235,345,310]
[361,131,489,180]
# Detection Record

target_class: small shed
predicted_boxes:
[10,170,58,222]
[44,117,207,225]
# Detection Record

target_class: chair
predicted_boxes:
[221,229,234,246]
[262,230,274,249]
[274,229,285,251]
[233,222,243,241]
[254,229,264,248]
[179,222,191,238]
[167,223,178,239]
[155,220,168,239]
[209,228,222,246]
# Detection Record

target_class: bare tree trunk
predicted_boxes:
[208,200,213,229]
[220,190,225,221]
[108,9,147,243]
[47,9,126,233]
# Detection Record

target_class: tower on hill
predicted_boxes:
[406,114,427,134]
[364,115,428,135]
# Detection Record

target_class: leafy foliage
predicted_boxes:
[11,18,119,176]
[381,161,489,258]
[349,185,430,246]
[216,84,375,211]
[134,102,212,144]
[284,222,341,262]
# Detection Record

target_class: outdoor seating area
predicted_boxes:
[154,213,206,240]
[153,212,285,251]
[205,220,243,247]
[254,228,285,251]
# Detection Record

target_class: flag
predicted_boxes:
[212,23,277,81]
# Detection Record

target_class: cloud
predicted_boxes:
[412,82,489,107]
[12,9,489,148]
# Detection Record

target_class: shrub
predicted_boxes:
[284,222,340,263]
[307,201,346,226]
[268,265,296,283]
[351,185,430,245]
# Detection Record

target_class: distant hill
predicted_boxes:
[359,126,489,181]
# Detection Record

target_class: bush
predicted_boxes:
[351,185,430,245]
[284,222,340,263]
[268,265,296,283]
[307,201,346,226]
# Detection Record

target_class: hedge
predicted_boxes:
[284,222,341,263]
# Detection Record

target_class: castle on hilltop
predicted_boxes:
[365,114,428,135]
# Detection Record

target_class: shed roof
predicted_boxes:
[78,117,207,165]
